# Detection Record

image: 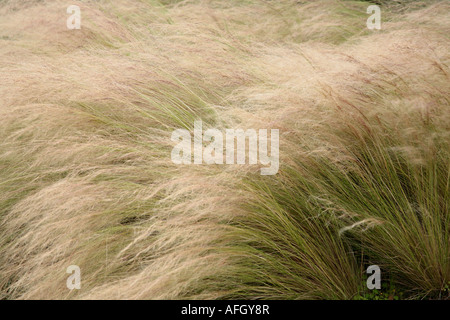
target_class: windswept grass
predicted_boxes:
[0,0,448,299]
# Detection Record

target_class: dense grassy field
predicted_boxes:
[0,0,448,299]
